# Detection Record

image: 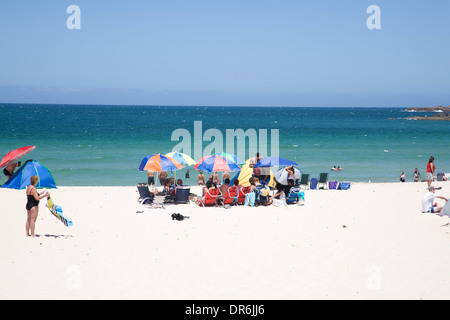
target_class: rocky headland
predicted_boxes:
[404,105,450,121]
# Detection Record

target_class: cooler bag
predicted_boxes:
[328,181,338,189]
[337,182,351,190]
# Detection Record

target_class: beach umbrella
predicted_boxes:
[1,160,57,190]
[230,158,276,188]
[0,146,36,168]
[138,154,184,172]
[212,152,245,165]
[274,167,301,185]
[253,156,298,168]
[195,155,241,172]
[165,152,196,166]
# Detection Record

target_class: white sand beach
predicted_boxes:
[1,181,450,300]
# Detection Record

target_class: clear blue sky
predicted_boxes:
[0,0,449,107]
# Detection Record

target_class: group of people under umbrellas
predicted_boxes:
[139,151,301,207]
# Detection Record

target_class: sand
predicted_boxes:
[1,181,449,300]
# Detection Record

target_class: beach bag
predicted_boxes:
[310,178,318,190]
[272,198,287,207]
[245,192,256,207]
[337,182,350,190]
[259,187,270,197]
[328,181,338,190]
[286,190,305,204]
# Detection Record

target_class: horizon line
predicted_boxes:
[0,102,411,109]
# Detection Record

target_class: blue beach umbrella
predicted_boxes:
[253,156,298,168]
[1,160,57,190]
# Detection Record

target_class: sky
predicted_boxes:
[0,0,449,107]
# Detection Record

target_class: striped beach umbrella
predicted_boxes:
[138,154,184,172]
[195,155,241,172]
[165,152,196,166]
[212,152,245,165]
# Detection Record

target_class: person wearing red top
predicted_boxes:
[426,156,436,188]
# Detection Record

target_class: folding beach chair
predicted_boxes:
[137,184,154,205]
[237,185,251,205]
[198,187,221,207]
[298,174,309,190]
[318,173,328,189]
[221,186,238,206]
[174,187,190,204]
[137,184,165,209]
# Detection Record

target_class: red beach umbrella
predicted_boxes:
[0,146,36,168]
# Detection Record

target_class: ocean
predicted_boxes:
[1,103,449,186]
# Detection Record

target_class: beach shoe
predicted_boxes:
[171,213,185,221]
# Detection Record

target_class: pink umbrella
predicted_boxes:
[0,146,36,168]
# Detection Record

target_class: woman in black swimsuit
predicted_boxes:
[26,175,49,237]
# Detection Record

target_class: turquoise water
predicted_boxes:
[1,104,449,186]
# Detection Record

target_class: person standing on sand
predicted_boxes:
[197,170,205,186]
[147,170,155,186]
[426,156,436,188]
[222,171,230,184]
[159,171,168,187]
[249,152,262,181]
[25,175,49,237]
[212,172,219,185]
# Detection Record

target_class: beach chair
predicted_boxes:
[318,173,328,189]
[164,192,174,204]
[437,172,445,181]
[137,184,154,205]
[298,174,309,190]
[198,187,221,207]
[286,186,305,205]
[174,187,190,204]
[221,186,238,206]
[237,185,251,205]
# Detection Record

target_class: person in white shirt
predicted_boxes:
[422,186,448,213]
